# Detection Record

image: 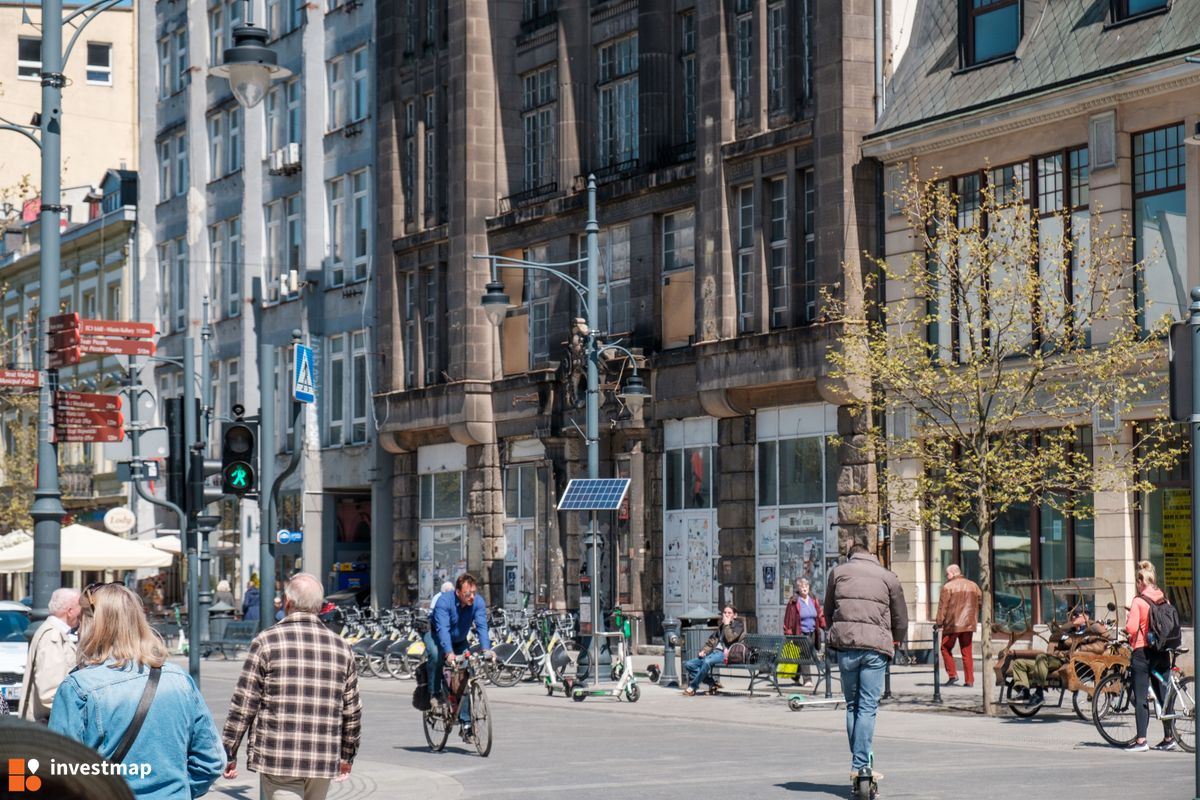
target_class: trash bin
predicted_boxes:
[677,605,720,686]
[208,600,235,641]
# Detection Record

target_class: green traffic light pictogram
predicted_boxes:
[223,461,254,493]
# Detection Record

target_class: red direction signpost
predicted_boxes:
[78,337,155,357]
[48,312,80,333]
[0,369,40,388]
[51,425,124,443]
[55,408,123,428]
[56,390,122,411]
[78,319,156,339]
[48,347,81,369]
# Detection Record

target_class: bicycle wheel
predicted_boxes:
[366,651,390,679]
[385,650,409,680]
[489,662,524,688]
[423,708,450,752]
[469,681,493,757]
[1091,671,1137,747]
[1170,676,1196,753]
[1006,684,1041,718]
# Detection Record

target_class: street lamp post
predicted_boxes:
[478,175,649,683]
[19,0,128,621]
[211,17,290,627]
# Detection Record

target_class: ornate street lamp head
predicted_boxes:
[210,25,291,109]
[481,280,511,327]
[617,371,649,414]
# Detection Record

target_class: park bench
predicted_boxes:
[200,620,258,659]
[681,628,786,696]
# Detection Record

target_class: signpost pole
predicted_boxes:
[183,337,201,682]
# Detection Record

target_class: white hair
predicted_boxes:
[48,587,80,615]
[284,573,324,613]
[440,581,454,593]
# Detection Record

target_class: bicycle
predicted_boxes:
[1091,643,1195,752]
[422,651,493,757]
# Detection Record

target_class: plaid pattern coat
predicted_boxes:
[222,613,361,778]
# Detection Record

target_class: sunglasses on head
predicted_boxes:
[80,582,122,614]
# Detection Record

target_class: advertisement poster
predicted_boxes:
[686,517,712,604]
[1163,489,1192,588]
[779,529,824,604]
[758,511,779,555]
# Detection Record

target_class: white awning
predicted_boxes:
[0,524,173,571]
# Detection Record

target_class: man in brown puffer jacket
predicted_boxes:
[824,529,908,784]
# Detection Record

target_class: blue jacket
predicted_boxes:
[49,660,225,800]
[242,588,260,621]
[432,592,490,654]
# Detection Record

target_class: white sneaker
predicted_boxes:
[1125,741,1149,752]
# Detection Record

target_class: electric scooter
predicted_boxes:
[572,609,640,703]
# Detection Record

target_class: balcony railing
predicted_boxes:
[655,141,695,168]
[590,158,640,184]
[499,181,558,214]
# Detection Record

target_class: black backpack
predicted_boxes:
[1139,593,1182,652]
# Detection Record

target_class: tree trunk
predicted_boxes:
[977,489,995,715]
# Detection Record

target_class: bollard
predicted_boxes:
[932,624,942,704]
[660,619,681,688]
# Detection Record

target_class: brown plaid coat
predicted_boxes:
[222,613,361,778]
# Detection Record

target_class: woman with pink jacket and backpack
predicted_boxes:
[1123,561,1176,752]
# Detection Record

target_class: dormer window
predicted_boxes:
[965,0,1020,66]
[1112,0,1168,21]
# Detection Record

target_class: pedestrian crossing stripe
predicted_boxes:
[294,343,316,403]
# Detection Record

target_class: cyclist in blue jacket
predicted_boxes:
[426,573,491,740]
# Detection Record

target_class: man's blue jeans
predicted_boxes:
[837,648,889,772]
[424,632,471,725]
[684,650,725,690]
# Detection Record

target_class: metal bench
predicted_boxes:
[200,620,259,659]
[681,628,786,697]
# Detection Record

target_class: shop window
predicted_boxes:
[505,464,537,519]
[778,436,824,506]
[663,445,717,510]
[420,472,463,519]
[1138,424,1193,625]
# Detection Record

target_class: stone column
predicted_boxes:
[837,405,878,553]
[717,417,757,627]
[392,451,419,605]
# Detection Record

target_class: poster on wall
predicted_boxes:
[825,506,840,553]
[1163,488,1192,588]
[504,565,518,605]
[758,557,777,609]
[665,559,683,604]
[686,517,712,604]
[779,527,824,604]
[758,511,779,555]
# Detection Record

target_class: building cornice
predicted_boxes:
[864,62,1200,162]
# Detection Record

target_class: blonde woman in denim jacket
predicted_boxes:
[49,583,225,799]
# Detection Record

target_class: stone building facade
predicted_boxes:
[377,0,897,638]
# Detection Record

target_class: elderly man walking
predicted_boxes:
[936,564,982,687]
[222,573,362,800]
[19,587,80,723]
[825,530,907,790]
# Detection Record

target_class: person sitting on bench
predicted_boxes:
[682,605,745,696]
[1010,608,1107,705]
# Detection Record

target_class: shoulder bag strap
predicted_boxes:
[110,667,161,765]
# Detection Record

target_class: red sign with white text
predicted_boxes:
[0,369,40,388]
[55,408,123,428]
[56,391,122,411]
[47,347,81,368]
[51,425,124,443]
[78,337,156,357]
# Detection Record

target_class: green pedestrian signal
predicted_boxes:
[221,417,258,495]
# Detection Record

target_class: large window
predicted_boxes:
[86,42,112,85]
[403,272,418,389]
[174,132,188,197]
[801,168,816,322]
[597,35,639,168]
[767,2,787,114]
[768,178,788,328]
[1133,123,1187,332]
[965,0,1020,66]
[734,3,753,121]
[420,472,463,519]
[603,225,631,334]
[351,47,369,122]
[424,94,436,225]
[422,268,439,385]
[736,185,755,333]
[664,444,718,510]
[1035,146,1090,343]
[1138,426,1193,625]
[526,245,550,366]
[522,64,557,192]
[18,36,41,80]
[285,193,302,295]
[680,12,695,144]
[352,169,370,281]
[351,330,368,443]
[327,334,345,445]
[327,177,346,284]
[403,101,416,224]
[662,208,695,271]
[327,56,347,131]
[505,464,538,519]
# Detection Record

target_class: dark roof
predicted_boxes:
[870,0,1200,139]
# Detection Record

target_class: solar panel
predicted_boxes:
[557,478,631,511]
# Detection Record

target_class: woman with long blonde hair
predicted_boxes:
[1122,561,1176,752]
[48,582,225,799]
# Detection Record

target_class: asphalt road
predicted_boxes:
[188,656,1196,800]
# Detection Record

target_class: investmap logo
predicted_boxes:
[7,758,41,793]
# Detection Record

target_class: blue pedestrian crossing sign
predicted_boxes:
[293,344,316,403]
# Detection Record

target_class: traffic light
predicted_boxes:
[189,451,225,511]
[163,398,185,509]
[221,410,257,496]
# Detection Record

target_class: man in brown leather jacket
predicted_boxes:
[936,565,982,687]
[1010,609,1108,705]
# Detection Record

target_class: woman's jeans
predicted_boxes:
[684,650,725,690]
[837,649,889,771]
[1131,647,1172,741]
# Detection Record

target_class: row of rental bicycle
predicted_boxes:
[331,604,583,690]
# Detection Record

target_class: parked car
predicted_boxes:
[0,600,32,710]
